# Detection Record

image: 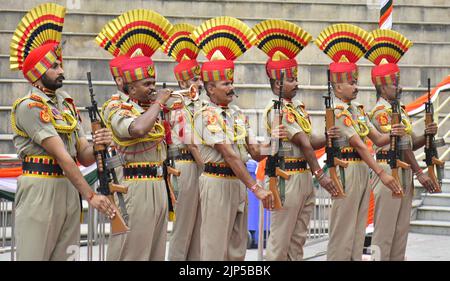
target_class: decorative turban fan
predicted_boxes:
[253,19,312,80]
[10,3,66,83]
[161,23,201,82]
[315,24,374,83]
[95,9,173,82]
[365,29,413,86]
[191,16,256,82]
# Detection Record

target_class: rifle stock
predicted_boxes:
[268,177,283,210]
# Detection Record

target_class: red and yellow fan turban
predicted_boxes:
[191,16,256,82]
[10,3,66,83]
[162,23,201,82]
[95,9,173,82]
[315,24,374,83]
[253,19,312,80]
[365,29,413,86]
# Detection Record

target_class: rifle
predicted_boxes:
[424,78,444,193]
[86,72,129,235]
[161,82,180,221]
[388,79,410,198]
[265,71,290,210]
[324,69,348,198]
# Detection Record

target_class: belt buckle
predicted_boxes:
[157,165,163,177]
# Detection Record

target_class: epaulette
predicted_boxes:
[335,105,345,110]
[121,102,133,110]
[111,94,121,101]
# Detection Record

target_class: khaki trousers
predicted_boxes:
[371,163,413,261]
[199,174,248,261]
[168,160,202,260]
[327,162,371,261]
[266,172,315,261]
[107,179,168,261]
[15,176,81,261]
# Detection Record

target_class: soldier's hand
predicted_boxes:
[378,170,403,196]
[253,184,274,210]
[89,194,116,219]
[391,123,406,137]
[425,122,438,136]
[417,172,440,193]
[271,124,288,139]
[156,88,172,105]
[327,126,341,139]
[318,174,340,197]
[92,128,113,147]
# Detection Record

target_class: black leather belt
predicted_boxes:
[284,159,308,172]
[175,150,194,161]
[123,162,163,180]
[22,155,64,177]
[204,163,235,177]
[340,150,362,161]
[376,151,390,161]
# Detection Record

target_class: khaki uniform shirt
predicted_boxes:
[102,92,166,163]
[193,102,251,164]
[369,97,413,154]
[333,100,375,146]
[12,87,85,159]
[264,98,312,158]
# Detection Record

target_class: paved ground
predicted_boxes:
[2,232,450,261]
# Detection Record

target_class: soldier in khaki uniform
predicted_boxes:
[252,20,341,261]
[162,23,204,261]
[315,24,404,261]
[191,17,280,261]
[9,3,115,261]
[366,29,439,261]
[99,10,174,261]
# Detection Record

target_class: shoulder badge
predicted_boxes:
[344,116,352,127]
[27,102,46,110]
[40,110,51,123]
[376,112,389,126]
[121,102,133,110]
[171,102,184,111]
[285,113,295,124]
[30,93,43,102]
[111,94,120,101]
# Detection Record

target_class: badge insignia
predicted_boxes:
[40,110,51,123]
[344,116,352,127]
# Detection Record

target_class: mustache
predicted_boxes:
[226,90,235,96]
[56,75,65,81]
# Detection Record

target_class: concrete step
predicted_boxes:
[2,55,449,88]
[2,1,449,29]
[422,193,450,206]
[417,206,450,221]
[1,30,449,65]
[7,0,450,11]
[440,179,450,193]
[410,220,450,235]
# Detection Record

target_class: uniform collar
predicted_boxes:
[334,98,351,110]
[119,91,129,102]
[30,86,56,104]
[378,97,392,109]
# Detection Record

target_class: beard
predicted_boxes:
[41,73,64,91]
